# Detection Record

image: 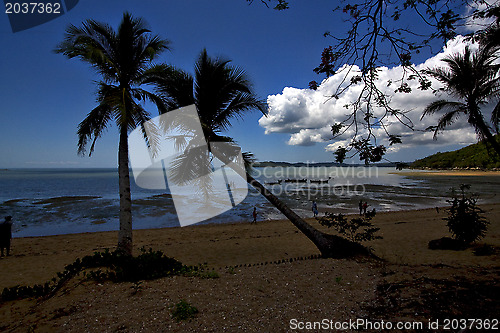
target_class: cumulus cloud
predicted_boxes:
[464,0,500,32]
[259,36,490,153]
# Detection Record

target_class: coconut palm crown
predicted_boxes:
[153,49,266,141]
[55,12,170,255]
[422,43,500,155]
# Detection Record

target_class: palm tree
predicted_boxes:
[150,50,368,258]
[422,42,500,156]
[55,13,170,255]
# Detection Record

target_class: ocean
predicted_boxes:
[1,167,499,237]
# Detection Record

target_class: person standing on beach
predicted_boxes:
[0,216,13,256]
[362,202,368,215]
[252,207,257,224]
[312,201,319,218]
[359,200,363,215]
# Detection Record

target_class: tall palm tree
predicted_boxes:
[422,43,500,156]
[150,50,367,258]
[55,13,170,255]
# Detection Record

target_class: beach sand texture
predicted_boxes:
[0,204,498,332]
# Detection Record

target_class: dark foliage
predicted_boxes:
[411,135,500,169]
[319,209,381,242]
[444,184,489,244]
[1,249,209,302]
[171,300,199,322]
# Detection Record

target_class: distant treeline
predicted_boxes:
[411,136,500,170]
[252,161,398,168]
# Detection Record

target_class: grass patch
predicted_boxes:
[171,300,199,322]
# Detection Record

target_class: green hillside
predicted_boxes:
[411,136,500,170]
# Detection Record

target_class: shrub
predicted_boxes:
[1,248,213,302]
[444,184,489,245]
[319,209,382,242]
[171,300,199,322]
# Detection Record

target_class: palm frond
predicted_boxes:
[193,49,265,132]
[130,87,168,115]
[213,92,267,131]
[77,103,113,156]
[56,12,169,86]
[242,151,256,173]
[128,103,164,158]
[433,109,462,139]
[167,145,212,186]
[143,64,195,111]
[422,100,466,119]
[55,20,119,83]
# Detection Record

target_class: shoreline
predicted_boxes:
[12,199,500,240]
[393,169,500,176]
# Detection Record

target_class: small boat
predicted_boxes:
[265,179,282,185]
[309,177,332,184]
[284,178,308,183]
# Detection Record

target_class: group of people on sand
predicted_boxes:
[0,216,13,256]
[310,200,371,218]
[359,200,370,216]
[252,201,374,221]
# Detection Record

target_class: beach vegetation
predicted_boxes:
[422,32,500,157]
[148,50,374,258]
[319,209,382,243]
[130,281,143,295]
[0,248,214,302]
[171,300,199,322]
[411,135,500,169]
[54,13,171,255]
[444,184,489,245]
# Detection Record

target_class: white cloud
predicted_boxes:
[464,0,500,32]
[259,36,489,153]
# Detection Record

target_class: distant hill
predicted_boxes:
[411,136,500,170]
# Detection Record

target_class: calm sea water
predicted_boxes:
[1,167,499,237]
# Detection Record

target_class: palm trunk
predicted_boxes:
[483,132,500,157]
[470,103,500,157]
[480,127,500,158]
[117,125,133,255]
[213,150,369,258]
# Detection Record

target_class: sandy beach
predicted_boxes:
[393,170,500,176]
[0,204,499,332]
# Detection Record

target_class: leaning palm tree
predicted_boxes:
[55,13,170,255]
[422,43,500,156]
[150,50,368,258]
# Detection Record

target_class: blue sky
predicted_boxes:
[0,0,481,168]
